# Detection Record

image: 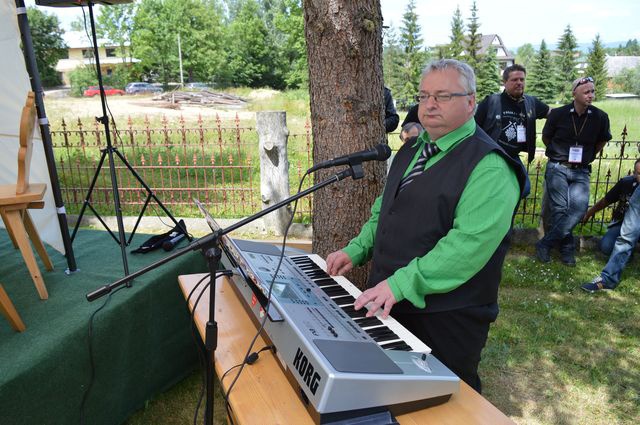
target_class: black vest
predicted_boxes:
[484,93,537,163]
[368,128,525,313]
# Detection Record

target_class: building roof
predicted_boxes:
[478,34,514,60]
[606,55,640,76]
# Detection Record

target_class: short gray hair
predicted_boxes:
[421,59,476,94]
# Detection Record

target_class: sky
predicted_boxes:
[380,0,640,49]
[25,0,640,51]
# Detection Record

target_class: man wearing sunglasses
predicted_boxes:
[475,64,550,197]
[326,59,525,393]
[535,76,612,266]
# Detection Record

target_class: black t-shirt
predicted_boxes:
[605,175,638,223]
[475,92,549,158]
[542,103,612,165]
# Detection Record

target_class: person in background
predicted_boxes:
[399,121,424,144]
[581,159,640,255]
[535,76,611,267]
[400,103,420,142]
[326,59,525,393]
[474,64,550,197]
[581,182,640,293]
[384,86,400,133]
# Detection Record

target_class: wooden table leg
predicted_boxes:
[3,210,48,300]
[0,284,26,332]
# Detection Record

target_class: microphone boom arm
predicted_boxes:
[86,166,360,301]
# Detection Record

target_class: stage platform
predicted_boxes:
[0,228,206,425]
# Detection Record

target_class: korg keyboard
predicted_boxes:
[220,239,459,423]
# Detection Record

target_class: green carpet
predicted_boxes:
[0,229,206,425]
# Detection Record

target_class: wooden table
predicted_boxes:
[179,273,515,425]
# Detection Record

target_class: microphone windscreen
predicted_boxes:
[375,144,392,160]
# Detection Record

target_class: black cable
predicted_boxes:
[79,284,126,425]
[221,171,310,418]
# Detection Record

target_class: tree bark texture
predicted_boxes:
[256,111,292,235]
[304,0,386,289]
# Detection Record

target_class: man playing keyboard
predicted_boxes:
[327,59,524,393]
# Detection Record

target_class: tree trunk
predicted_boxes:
[256,111,292,235]
[303,0,386,289]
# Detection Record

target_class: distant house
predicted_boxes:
[55,31,139,86]
[478,34,515,74]
[439,33,515,76]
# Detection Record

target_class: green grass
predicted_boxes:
[124,246,640,425]
[43,91,640,424]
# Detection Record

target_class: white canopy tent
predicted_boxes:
[0,1,64,253]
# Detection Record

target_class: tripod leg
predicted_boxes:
[127,193,152,246]
[112,149,189,240]
[71,148,108,241]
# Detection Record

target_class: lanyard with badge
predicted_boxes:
[516,102,526,143]
[569,112,588,163]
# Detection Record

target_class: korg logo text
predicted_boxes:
[292,347,321,395]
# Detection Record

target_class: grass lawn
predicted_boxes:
[44,90,639,424]
[124,243,640,425]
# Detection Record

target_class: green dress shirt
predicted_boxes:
[342,118,520,309]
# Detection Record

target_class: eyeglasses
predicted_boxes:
[414,92,471,103]
[574,76,594,89]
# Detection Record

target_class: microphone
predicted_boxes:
[308,144,392,173]
[162,233,186,251]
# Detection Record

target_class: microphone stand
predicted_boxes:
[86,163,365,425]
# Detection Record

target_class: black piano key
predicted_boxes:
[366,328,399,341]
[341,305,367,319]
[370,334,401,343]
[330,295,356,305]
[305,270,329,279]
[366,327,395,338]
[321,286,350,297]
[379,341,413,351]
[299,264,322,271]
[314,278,337,287]
[353,317,384,328]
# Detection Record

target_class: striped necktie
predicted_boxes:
[398,142,440,192]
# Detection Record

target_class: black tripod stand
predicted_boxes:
[65,1,186,275]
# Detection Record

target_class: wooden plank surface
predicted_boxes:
[179,273,515,425]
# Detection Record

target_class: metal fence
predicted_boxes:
[50,114,314,221]
[50,116,640,235]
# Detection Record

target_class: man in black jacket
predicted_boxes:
[475,64,549,197]
[384,86,399,133]
[582,159,640,255]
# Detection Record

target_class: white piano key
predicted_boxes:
[293,254,431,354]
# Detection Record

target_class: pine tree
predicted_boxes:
[476,47,499,99]
[586,34,609,100]
[448,5,465,60]
[465,1,482,72]
[397,0,428,104]
[555,25,578,102]
[515,43,536,71]
[528,40,557,104]
[382,25,406,106]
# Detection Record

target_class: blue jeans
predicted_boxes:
[538,162,590,253]
[600,222,622,255]
[601,185,640,287]
[515,155,531,199]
